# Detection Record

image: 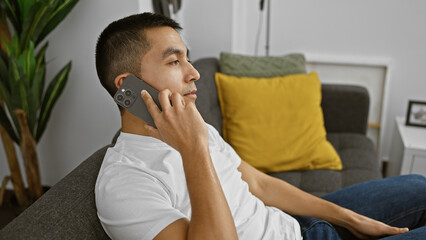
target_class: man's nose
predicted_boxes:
[185,63,200,83]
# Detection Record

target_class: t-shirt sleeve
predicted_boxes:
[96,164,186,240]
[222,140,242,167]
[206,123,242,167]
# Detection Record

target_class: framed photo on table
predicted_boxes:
[406,100,426,127]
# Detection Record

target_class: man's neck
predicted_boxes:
[121,111,150,136]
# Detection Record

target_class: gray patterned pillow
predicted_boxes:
[219,52,307,78]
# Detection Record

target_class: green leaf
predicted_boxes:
[26,82,36,135]
[1,37,10,56]
[35,42,48,102]
[11,58,36,135]
[15,41,38,134]
[0,78,11,109]
[17,68,29,115]
[7,82,22,138]
[3,0,20,34]
[8,58,28,138]
[8,56,21,87]
[0,52,10,103]
[18,0,35,24]
[1,63,20,139]
[28,51,46,135]
[0,50,8,86]
[37,0,79,45]
[28,41,36,85]
[0,4,11,43]
[31,42,48,116]
[30,65,44,137]
[35,41,48,63]
[4,35,20,57]
[0,82,18,142]
[20,1,54,49]
[16,41,36,83]
[32,60,45,98]
[0,104,19,143]
[36,61,71,141]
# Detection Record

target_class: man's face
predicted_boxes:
[140,27,200,102]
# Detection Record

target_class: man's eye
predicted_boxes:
[170,60,179,65]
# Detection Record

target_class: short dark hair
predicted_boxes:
[95,12,182,97]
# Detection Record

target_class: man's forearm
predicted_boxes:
[258,175,355,226]
[180,148,238,240]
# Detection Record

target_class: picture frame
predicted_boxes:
[405,100,426,127]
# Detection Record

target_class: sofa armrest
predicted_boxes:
[321,84,369,135]
[0,146,111,239]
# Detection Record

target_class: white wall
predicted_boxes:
[179,0,233,60]
[1,0,425,187]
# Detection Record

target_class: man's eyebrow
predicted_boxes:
[161,47,189,60]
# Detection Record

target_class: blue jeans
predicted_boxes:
[294,174,426,240]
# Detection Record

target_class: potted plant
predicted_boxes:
[0,0,79,207]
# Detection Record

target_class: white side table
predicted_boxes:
[388,117,426,176]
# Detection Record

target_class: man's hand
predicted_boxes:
[342,209,409,239]
[141,89,208,155]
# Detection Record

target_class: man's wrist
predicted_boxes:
[179,145,210,161]
[317,202,357,228]
[332,207,359,228]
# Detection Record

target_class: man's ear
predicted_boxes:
[114,73,131,89]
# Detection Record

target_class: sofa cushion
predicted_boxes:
[268,133,381,197]
[215,72,342,173]
[219,52,307,77]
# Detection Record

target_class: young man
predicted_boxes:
[95,13,426,240]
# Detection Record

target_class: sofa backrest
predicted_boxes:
[193,58,224,135]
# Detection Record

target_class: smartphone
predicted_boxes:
[114,75,161,127]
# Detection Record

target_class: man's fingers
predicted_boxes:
[391,227,409,235]
[141,90,161,117]
[376,224,409,237]
[158,89,172,110]
[381,222,409,236]
[171,92,185,108]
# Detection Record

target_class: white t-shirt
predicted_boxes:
[95,124,302,240]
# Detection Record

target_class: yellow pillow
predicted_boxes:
[215,72,342,172]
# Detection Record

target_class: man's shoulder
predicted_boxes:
[206,123,224,146]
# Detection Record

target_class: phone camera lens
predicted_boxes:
[125,90,132,96]
[124,99,131,106]
[116,94,124,101]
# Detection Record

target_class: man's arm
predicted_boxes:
[142,90,238,240]
[238,160,409,239]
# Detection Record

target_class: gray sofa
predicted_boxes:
[0,57,381,239]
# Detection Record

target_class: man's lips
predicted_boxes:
[184,89,197,99]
